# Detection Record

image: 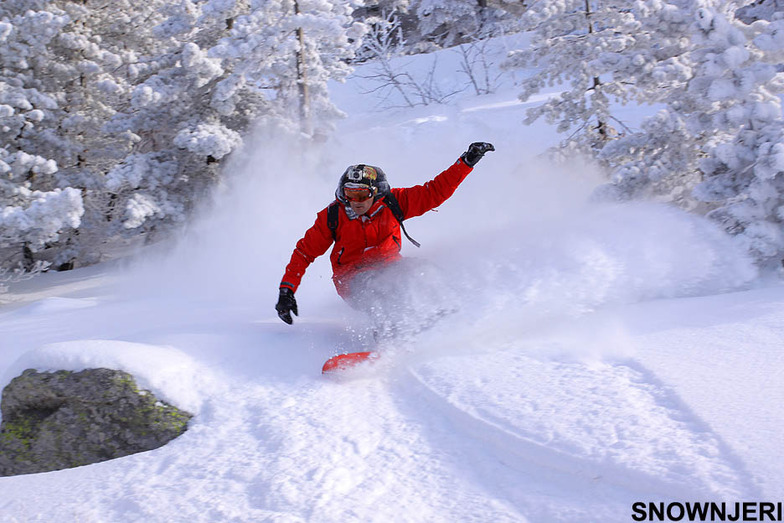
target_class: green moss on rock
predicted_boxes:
[0,368,193,476]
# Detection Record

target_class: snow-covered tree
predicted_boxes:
[0,0,186,268]
[103,0,366,243]
[1,3,85,266]
[737,0,784,23]
[597,3,784,264]
[597,3,767,206]
[2,0,369,271]
[208,0,366,137]
[100,0,245,241]
[358,0,517,55]
[412,0,498,48]
[55,0,174,265]
[503,0,695,157]
[689,9,784,263]
[502,0,784,264]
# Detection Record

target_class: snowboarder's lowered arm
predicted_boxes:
[275,287,298,325]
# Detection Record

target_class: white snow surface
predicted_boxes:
[1,40,783,522]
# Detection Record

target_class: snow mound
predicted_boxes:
[2,340,208,414]
[10,296,98,315]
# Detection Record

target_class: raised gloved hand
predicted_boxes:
[460,142,495,167]
[275,287,298,325]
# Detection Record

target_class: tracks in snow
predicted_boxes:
[397,349,757,520]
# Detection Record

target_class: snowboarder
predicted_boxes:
[275,142,495,325]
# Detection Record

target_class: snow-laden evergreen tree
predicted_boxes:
[1,0,182,268]
[104,0,366,240]
[359,0,517,55]
[502,0,695,157]
[592,0,702,206]
[690,8,784,263]
[1,2,97,267]
[209,0,366,138]
[1,11,69,257]
[737,0,784,23]
[101,0,246,241]
[1,0,367,271]
[599,2,784,264]
[57,0,172,266]
[412,0,499,48]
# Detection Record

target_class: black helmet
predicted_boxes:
[335,164,390,204]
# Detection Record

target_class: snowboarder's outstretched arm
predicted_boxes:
[394,142,494,220]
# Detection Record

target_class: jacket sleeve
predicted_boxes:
[393,158,473,219]
[280,206,335,293]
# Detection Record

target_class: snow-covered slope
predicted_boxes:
[1,40,782,522]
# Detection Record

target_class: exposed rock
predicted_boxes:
[0,368,192,476]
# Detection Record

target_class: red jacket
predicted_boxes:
[280,158,473,298]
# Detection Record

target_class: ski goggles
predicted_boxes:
[343,185,375,202]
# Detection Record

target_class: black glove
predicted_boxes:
[275,287,298,325]
[460,142,495,167]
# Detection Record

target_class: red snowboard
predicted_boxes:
[322,351,380,374]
